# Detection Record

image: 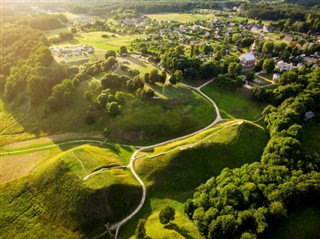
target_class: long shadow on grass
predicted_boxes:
[118,195,152,239]
[164,223,193,239]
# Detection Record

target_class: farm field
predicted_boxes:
[202,82,266,121]
[146,13,212,23]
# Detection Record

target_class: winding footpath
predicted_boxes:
[1,79,222,239]
[104,79,223,239]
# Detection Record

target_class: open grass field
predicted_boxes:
[54,31,142,52]
[146,13,211,23]
[51,31,145,64]
[262,205,320,239]
[202,82,266,120]
[0,143,141,238]
[301,121,320,154]
[115,55,157,76]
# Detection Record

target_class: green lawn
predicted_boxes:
[54,31,142,52]
[115,55,157,76]
[202,82,266,121]
[262,206,320,239]
[146,13,211,23]
[302,121,320,154]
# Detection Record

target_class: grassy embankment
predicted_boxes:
[202,82,266,121]
[0,144,140,238]
[119,120,269,239]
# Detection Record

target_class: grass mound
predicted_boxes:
[0,144,141,238]
[136,120,268,192]
[1,83,214,146]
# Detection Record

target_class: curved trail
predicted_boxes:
[105,79,223,239]
[1,79,222,239]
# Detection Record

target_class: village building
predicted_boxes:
[239,53,256,69]
[277,60,293,72]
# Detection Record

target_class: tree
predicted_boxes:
[120,46,128,55]
[135,219,147,239]
[232,33,241,44]
[262,41,274,55]
[263,58,275,74]
[106,102,120,116]
[71,27,77,34]
[159,206,175,225]
[228,62,242,78]
[105,50,116,59]
[245,70,255,82]
[150,69,159,84]
[103,57,117,71]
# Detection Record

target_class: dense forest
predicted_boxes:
[185,67,320,238]
[0,25,76,105]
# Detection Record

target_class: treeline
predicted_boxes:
[66,1,241,16]
[239,3,320,33]
[0,25,76,105]
[28,14,68,30]
[185,66,320,238]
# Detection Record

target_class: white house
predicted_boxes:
[277,60,293,72]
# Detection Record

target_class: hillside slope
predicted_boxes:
[136,120,268,192]
[0,144,141,238]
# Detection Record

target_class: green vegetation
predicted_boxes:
[136,120,268,191]
[0,144,140,238]
[301,121,320,154]
[54,31,142,52]
[146,13,211,23]
[262,206,320,239]
[202,82,266,120]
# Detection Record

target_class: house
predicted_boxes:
[277,60,293,72]
[305,111,315,121]
[273,73,281,81]
[239,53,256,69]
[282,36,293,43]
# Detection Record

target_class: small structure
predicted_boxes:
[277,60,293,72]
[273,73,281,81]
[239,53,256,69]
[282,36,293,43]
[305,111,315,121]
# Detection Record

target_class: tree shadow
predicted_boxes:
[164,222,194,239]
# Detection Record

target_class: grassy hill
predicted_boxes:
[119,120,268,239]
[0,144,141,238]
[136,120,268,192]
[0,83,214,146]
